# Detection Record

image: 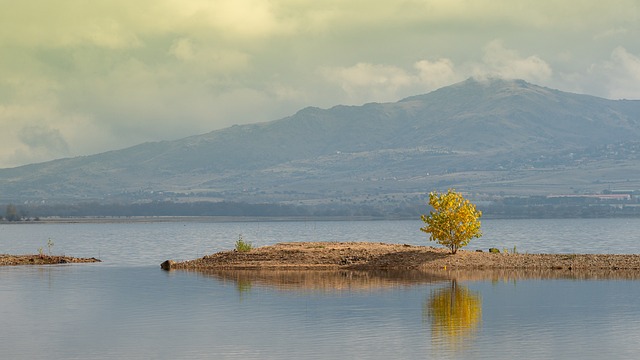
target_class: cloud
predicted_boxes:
[471,40,552,83]
[321,41,555,103]
[414,59,459,88]
[321,59,460,103]
[0,0,639,168]
[588,47,640,99]
[322,63,413,102]
[173,0,295,38]
[0,103,74,167]
[610,47,640,81]
[168,38,250,72]
[169,38,196,62]
[0,2,143,49]
[18,125,69,156]
[593,28,630,40]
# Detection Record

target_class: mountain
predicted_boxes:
[2,78,640,207]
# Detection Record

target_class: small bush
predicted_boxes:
[235,234,252,252]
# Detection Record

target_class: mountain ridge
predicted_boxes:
[2,78,640,205]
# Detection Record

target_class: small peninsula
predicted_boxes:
[0,254,101,266]
[160,242,640,271]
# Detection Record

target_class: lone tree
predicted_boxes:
[5,204,20,222]
[420,189,482,254]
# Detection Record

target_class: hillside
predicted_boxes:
[1,78,640,209]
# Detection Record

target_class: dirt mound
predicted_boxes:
[162,242,640,271]
[0,254,101,266]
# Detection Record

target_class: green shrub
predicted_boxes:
[235,234,252,252]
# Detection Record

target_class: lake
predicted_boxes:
[1,218,640,359]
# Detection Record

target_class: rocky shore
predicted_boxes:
[0,254,101,266]
[161,242,640,271]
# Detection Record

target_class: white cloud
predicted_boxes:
[322,59,460,103]
[340,63,412,88]
[610,47,640,80]
[169,0,295,38]
[0,1,639,168]
[588,47,640,99]
[414,59,459,89]
[320,41,556,104]
[322,62,413,102]
[472,40,552,83]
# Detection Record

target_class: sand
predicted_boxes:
[0,254,101,266]
[161,242,640,271]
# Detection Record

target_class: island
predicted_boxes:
[160,242,640,271]
[0,254,101,266]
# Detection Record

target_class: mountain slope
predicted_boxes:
[1,78,640,203]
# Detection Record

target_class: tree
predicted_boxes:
[420,189,482,254]
[5,204,20,222]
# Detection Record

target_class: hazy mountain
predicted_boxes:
[2,78,640,206]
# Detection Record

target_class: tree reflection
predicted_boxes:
[236,278,253,300]
[424,280,482,352]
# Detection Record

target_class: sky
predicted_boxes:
[1,0,639,168]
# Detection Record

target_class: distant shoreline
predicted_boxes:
[4,214,640,224]
[0,215,406,224]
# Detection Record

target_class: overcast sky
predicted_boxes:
[1,1,639,168]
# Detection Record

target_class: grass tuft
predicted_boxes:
[235,234,253,252]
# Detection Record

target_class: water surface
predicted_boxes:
[1,219,640,359]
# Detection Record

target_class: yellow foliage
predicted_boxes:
[420,189,482,254]
[424,281,482,351]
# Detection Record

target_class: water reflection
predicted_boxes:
[439,268,640,282]
[423,280,482,352]
[186,269,450,292]
[184,268,640,293]
[179,267,640,356]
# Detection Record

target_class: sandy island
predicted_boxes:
[160,242,640,272]
[0,254,101,266]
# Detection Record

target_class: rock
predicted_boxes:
[489,248,500,254]
[160,260,175,271]
[476,249,483,252]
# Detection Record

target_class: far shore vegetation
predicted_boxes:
[3,193,640,221]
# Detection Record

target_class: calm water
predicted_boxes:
[1,219,640,359]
